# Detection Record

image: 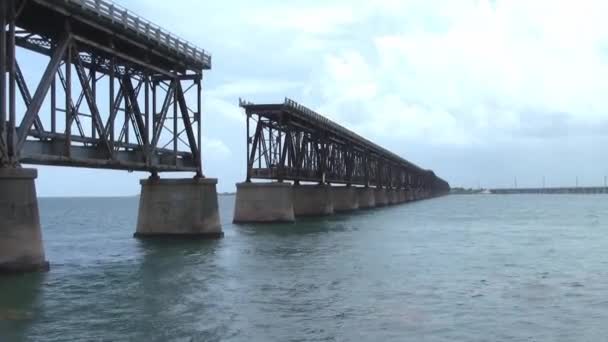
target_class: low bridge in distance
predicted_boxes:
[491,186,608,195]
[234,98,450,223]
[0,0,221,274]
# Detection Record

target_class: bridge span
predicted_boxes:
[234,99,450,223]
[0,0,221,273]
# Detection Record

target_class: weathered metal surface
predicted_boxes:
[240,98,451,196]
[0,0,209,175]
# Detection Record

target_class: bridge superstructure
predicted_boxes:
[0,0,222,274]
[240,98,449,193]
[234,99,450,223]
[0,0,210,174]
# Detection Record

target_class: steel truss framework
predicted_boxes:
[240,99,450,195]
[0,0,207,176]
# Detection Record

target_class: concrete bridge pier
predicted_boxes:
[135,177,223,238]
[357,187,376,209]
[388,189,399,205]
[293,184,333,217]
[0,168,49,273]
[398,189,407,203]
[374,187,388,206]
[233,182,295,223]
[332,186,359,212]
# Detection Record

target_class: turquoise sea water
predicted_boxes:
[1,194,608,341]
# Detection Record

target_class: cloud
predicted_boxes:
[209,79,302,98]
[300,0,608,148]
[203,137,232,161]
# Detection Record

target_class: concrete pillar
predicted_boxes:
[233,182,294,223]
[0,168,49,273]
[135,177,223,238]
[388,189,399,205]
[374,187,388,206]
[293,184,333,217]
[332,186,359,212]
[357,187,376,209]
[408,189,415,202]
[394,189,401,204]
[398,189,407,203]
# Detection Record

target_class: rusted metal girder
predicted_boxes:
[240,98,450,196]
[0,0,208,175]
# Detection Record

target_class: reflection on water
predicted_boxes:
[0,273,45,341]
[2,194,608,341]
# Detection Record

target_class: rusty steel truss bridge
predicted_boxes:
[0,0,210,176]
[240,98,450,195]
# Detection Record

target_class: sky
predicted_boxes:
[19,0,608,196]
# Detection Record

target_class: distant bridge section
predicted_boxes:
[491,187,608,195]
[239,98,450,195]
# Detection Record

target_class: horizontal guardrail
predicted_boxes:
[63,0,211,68]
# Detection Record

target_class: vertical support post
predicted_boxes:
[246,112,250,182]
[364,152,369,187]
[51,75,56,133]
[124,77,129,145]
[0,0,7,164]
[319,134,327,185]
[7,0,16,161]
[173,78,178,165]
[197,75,203,177]
[144,72,150,165]
[257,115,261,170]
[91,57,96,140]
[144,72,150,151]
[277,119,282,182]
[152,79,157,130]
[65,40,72,157]
[269,125,273,169]
[109,56,114,145]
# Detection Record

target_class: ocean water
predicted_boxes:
[1,194,608,341]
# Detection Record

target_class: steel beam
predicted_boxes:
[0,1,7,165]
[16,34,70,153]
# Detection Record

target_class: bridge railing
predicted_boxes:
[64,0,212,68]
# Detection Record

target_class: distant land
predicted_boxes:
[450,187,489,195]
[450,186,608,195]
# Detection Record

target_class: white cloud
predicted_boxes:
[306,0,608,147]
[208,79,302,99]
[202,137,231,161]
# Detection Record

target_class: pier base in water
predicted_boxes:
[135,177,222,238]
[374,187,388,207]
[387,189,399,205]
[0,168,49,273]
[398,189,407,203]
[332,186,359,212]
[357,187,376,209]
[293,184,334,217]
[233,182,295,223]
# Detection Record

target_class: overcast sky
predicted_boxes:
[24,0,608,196]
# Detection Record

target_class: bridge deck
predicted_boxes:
[17,0,211,73]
